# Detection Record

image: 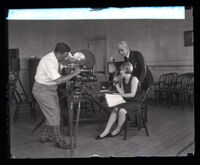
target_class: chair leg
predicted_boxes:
[123,119,127,140]
[141,111,149,137]
[90,99,96,114]
[167,91,171,109]
[13,104,20,124]
[30,101,37,121]
[159,91,163,104]
[154,91,158,106]
[84,101,87,112]
[144,101,148,123]
[181,93,185,111]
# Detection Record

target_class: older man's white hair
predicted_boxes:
[118,41,130,49]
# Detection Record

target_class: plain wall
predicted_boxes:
[8,9,193,94]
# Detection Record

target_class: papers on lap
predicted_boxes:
[105,93,126,107]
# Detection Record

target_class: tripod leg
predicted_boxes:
[9,87,16,120]
[74,95,81,149]
[68,97,74,158]
[9,85,16,107]
[13,104,20,124]
[31,117,45,135]
[18,77,29,100]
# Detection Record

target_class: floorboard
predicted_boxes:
[10,104,194,158]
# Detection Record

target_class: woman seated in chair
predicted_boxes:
[96,62,142,139]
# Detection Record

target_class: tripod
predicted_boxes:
[67,84,110,157]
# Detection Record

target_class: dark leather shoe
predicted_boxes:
[110,129,122,137]
[95,135,104,140]
[39,136,55,143]
[55,140,70,149]
[95,133,111,140]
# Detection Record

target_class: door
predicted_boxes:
[86,35,107,81]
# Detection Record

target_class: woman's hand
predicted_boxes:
[113,76,119,86]
[120,93,126,97]
[113,76,117,82]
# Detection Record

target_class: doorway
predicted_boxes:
[86,35,107,81]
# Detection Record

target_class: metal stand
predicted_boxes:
[67,85,109,158]
[31,117,45,135]
[9,72,36,123]
[67,91,81,157]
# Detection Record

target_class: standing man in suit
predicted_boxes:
[117,41,154,91]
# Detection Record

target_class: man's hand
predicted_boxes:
[54,67,83,85]
[73,67,82,75]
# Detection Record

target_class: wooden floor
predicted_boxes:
[10,103,194,158]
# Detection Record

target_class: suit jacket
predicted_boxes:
[124,50,154,90]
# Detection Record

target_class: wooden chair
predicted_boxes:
[172,73,194,109]
[187,74,194,108]
[10,73,37,124]
[153,73,178,108]
[123,87,151,140]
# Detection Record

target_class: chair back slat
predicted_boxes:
[159,73,178,90]
[138,86,151,110]
[175,73,193,90]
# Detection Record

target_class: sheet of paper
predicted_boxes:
[105,93,126,107]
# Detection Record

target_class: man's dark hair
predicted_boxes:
[54,42,71,54]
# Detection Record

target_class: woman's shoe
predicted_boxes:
[110,122,126,137]
[95,135,104,140]
[95,133,111,140]
[110,129,122,137]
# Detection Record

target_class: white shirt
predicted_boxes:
[35,52,61,85]
[127,52,130,59]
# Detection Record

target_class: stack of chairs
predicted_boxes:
[172,72,194,109]
[153,72,178,108]
[153,72,194,109]
[187,73,194,108]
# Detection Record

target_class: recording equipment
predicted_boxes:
[64,51,86,66]
[62,50,97,83]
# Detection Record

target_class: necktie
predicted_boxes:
[58,62,62,74]
[124,56,129,62]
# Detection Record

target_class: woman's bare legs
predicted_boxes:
[99,107,118,137]
[111,108,127,136]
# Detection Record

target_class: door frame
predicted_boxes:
[85,34,108,80]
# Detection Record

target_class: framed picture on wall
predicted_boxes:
[184,30,193,46]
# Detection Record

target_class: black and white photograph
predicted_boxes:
[7,7,194,158]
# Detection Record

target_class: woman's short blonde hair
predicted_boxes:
[120,62,133,74]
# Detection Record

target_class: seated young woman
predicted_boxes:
[96,62,142,139]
